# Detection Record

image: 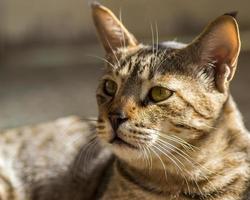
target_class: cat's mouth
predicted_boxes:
[110,135,138,149]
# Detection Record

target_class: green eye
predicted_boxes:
[149,86,172,103]
[103,80,117,96]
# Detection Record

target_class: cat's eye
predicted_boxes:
[103,79,117,96]
[149,86,172,103]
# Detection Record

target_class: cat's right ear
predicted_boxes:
[91,2,139,54]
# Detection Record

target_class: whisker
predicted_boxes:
[194,179,204,196]
[184,175,191,195]
[77,137,97,167]
[150,147,168,182]
[154,135,218,192]
[104,36,122,68]
[155,133,218,177]
[144,145,153,170]
[153,143,193,192]
[150,22,159,70]
[140,145,150,171]
[171,135,198,150]
[142,126,197,151]
[58,118,97,147]
[145,127,198,151]
[155,141,186,169]
[151,144,183,174]
[157,138,213,174]
[150,22,155,56]
[65,131,96,148]
[155,141,198,194]
[147,146,153,170]
[155,21,159,53]
[80,117,98,122]
[84,54,116,69]
[119,8,126,50]
[157,138,193,162]
[82,139,98,173]
[72,137,97,178]
[160,134,196,152]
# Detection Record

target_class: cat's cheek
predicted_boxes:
[97,121,115,145]
[96,94,108,105]
[98,131,114,145]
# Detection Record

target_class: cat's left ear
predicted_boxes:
[91,2,139,54]
[189,13,240,93]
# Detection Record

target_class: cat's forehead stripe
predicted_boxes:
[116,47,175,79]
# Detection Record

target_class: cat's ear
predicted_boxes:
[189,13,240,93]
[91,2,139,54]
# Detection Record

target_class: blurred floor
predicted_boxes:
[0,46,250,130]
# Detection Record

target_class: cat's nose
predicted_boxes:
[108,110,128,132]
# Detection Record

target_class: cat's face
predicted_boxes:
[92,3,240,168]
[96,45,226,162]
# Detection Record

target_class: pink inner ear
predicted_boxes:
[92,3,138,53]
[213,21,239,66]
[213,46,230,65]
[195,15,240,92]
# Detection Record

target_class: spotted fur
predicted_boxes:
[0,117,114,200]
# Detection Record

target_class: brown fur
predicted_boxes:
[0,3,250,200]
[93,3,250,200]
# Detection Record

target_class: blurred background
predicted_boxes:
[0,0,250,129]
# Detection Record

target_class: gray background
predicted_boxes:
[0,0,250,129]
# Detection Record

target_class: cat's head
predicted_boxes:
[92,3,240,167]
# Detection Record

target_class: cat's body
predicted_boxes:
[99,97,250,200]
[1,98,250,200]
[1,3,250,200]
[0,116,110,200]
[91,42,250,200]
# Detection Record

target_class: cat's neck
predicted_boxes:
[115,96,250,199]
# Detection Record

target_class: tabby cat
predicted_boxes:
[1,2,250,200]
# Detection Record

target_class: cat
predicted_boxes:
[1,2,250,200]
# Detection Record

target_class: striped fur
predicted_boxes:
[93,3,250,200]
[0,3,249,200]
[95,43,250,200]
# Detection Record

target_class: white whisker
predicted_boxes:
[150,22,155,56]
[154,141,197,195]
[149,131,217,192]
[119,8,126,49]
[85,54,116,69]
[104,37,122,68]
[155,21,159,54]
[150,147,168,182]
[151,144,183,174]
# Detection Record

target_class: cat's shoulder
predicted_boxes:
[0,115,98,169]
[0,116,96,143]
[0,116,100,200]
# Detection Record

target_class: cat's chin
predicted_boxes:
[98,131,146,161]
[110,135,138,150]
[108,137,141,162]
